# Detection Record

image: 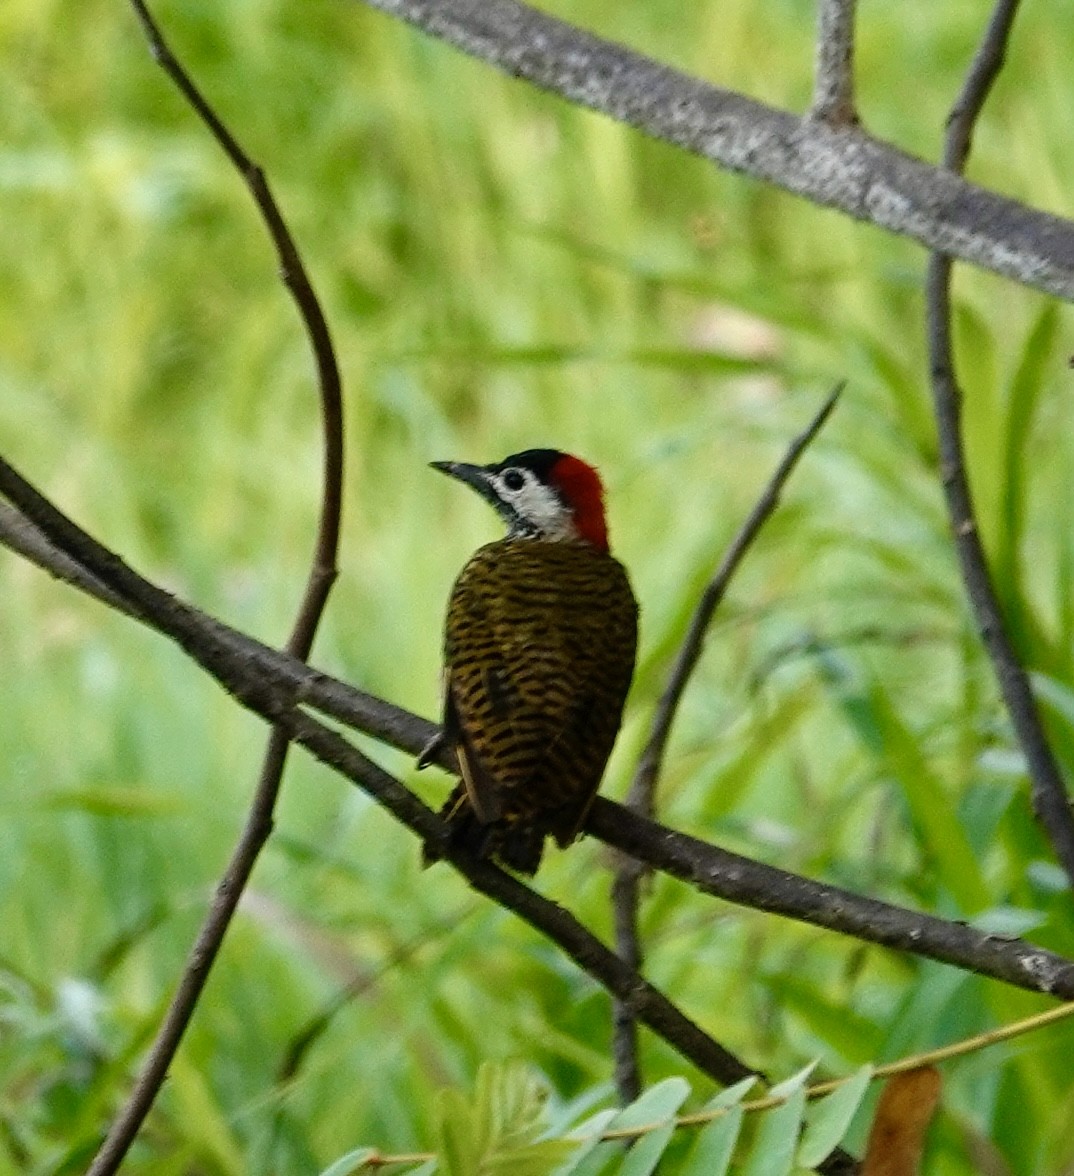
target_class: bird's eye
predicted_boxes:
[501,468,526,492]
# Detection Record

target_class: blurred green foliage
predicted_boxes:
[2,0,1074,1171]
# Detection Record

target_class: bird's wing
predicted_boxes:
[440,686,504,823]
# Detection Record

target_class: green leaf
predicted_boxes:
[819,653,988,912]
[740,1086,807,1176]
[566,1109,619,1139]
[386,344,774,376]
[680,1106,744,1176]
[556,1110,618,1175]
[797,1067,873,1168]
[553,1081,690,1176]
[565,1109,618,1143]
[556,1141,619,1176]
[613,1123,675,1176]
[767,1062,818,1101]
[491,1061,548,1150]
[969,905,1048,937]
[318,1148,377,1176]
[434,1062,566,1175]
[1032,671,1074,732]
[762,974,883,1063]
[40,785,184,817]
[486,1140,583,1176]
[998,303,1059,597]
[435,1086,480,1176]
[167,1053,244,1176]
[702,1077,761,1111]
[607,1078,691,1131]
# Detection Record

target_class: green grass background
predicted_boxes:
[2,0,1074,1171]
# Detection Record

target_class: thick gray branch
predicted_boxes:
[353,0,1074,302]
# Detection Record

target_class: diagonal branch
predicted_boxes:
[0,502,134,618]
[924,0,1074,891]
[590,800,1074,999]
[810,0,859,126]
[0,456,759,1105]
[88,2,346,1171]
[351,0,1074,303]
[628,385,843,821]
[285,715,759,1092]
[5,457,1074,1008]
[612,384,842,1099]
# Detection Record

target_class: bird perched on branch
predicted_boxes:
[420,449,638,875]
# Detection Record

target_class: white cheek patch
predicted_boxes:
[502,477,578,541]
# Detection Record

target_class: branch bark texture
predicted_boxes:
[352,0,1074,302]
[590,800,1074,999]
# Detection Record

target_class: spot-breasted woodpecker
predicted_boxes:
[421,449,638,875]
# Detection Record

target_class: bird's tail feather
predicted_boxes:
[423,784,545,876]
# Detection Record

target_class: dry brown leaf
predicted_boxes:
[862,1066,942,1176]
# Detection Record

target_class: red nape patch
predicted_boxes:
[550,454,609,551]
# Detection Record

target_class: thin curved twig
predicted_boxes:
[924,0,1074,891]
[351,0,1074,302]
[4,459,1074,1005]
[88,2,346,1170]
[612,385,842,1099]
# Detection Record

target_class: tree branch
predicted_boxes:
[0,459,760,1105]
[4,455,1074,1009]
[88,2,346,1170]
[810,0,859,126]
[0,502,134,618]
[924,0,1074,892]
[589,800,1074,998]
[351,0,1074,303]
[612,384,842,1100]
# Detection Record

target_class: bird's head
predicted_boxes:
[431,448,610,552]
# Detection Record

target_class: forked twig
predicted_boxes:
[612,385,842,1099]
[4,446,869,1173]
[924,0,1074,891]
[88,2,345,1170]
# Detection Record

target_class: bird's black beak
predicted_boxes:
[430,460,500,508]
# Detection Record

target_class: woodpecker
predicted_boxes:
[421,449,638,875]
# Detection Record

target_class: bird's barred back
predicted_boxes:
[444,539,638,840]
